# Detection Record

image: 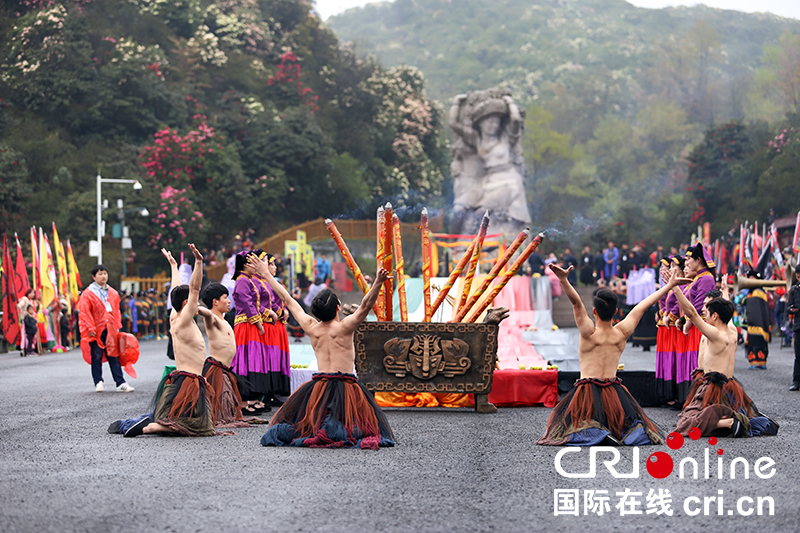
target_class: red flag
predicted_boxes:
[14,232,31,298]
[793,211,800,253]
[753,221,759,267]
[2,234,21,346]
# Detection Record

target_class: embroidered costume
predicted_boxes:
[536,377,663,446]
[676,371,778,437]
[149,370,215,436]
[261,372,395,450]
[744,288,770,369]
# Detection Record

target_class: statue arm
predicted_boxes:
[448,95,476,147]
[503,95,522,140]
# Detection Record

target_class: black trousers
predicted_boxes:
[90,330,124,386]
[793,334,800,385]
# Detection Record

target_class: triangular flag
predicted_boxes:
[2,234,21,346]
[31,227,40,296]
[66,240,80,305]
[14,232,31,299]
[40,228,56,309]
[52,223,69,308]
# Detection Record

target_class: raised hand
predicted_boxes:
[188,243,203,262]
[247,254,269,277]
[549,263,572,280]
[668,269,693,288]
[375,267,390,286]
[161,248,177,266]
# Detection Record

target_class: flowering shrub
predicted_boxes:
[147,186,206,248]
[767,127,796,152]
[267,52,319,112]
[108,37,168,80]
[187,24,227,66]
[3,4,68,81]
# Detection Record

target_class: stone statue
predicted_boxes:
[449,88,531,237]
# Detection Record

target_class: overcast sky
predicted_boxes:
[313,0,800,22]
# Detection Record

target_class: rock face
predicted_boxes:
[448,87,531,238]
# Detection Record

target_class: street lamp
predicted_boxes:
[115,199,149,278]
[94,172,142,265]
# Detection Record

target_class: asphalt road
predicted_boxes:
[1,336,799,533]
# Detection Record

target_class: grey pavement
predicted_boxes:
[1,334,799,533]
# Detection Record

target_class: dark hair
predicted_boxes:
[706,297,734,324]
[27,305,34,312]
[311,288,340,322]
[171,285,190,312]
[704,289,722,300]
[593,289,618,321]
[671,256,685,270]
[91,264,108,277]
[201,283,228,308]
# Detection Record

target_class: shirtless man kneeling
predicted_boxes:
[250,255,395,450]
[537,265,687,446]
[672,281,778,438]
[115,244,216,437]
[198,283,266,427]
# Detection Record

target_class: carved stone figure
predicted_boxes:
[449,88,531,237]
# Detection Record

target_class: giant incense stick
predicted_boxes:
[465,232,545,323]
[376,206,385,321]
[455,211,489,316]
[430,235,478,317]
[454,228,529,322]
[325,219,379,315]
[392,213,408,321]
[383,203,394,321]
[421,208,432,322]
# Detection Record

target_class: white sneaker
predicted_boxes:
[95,381,105,393]
[116,382,135,393]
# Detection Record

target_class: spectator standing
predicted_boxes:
[528,251,545,276]
[603,241,619,279]
[315,254,331,282]
[579,246,594,286]
[561,247,579,286]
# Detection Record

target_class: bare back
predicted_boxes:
[171,310,206,375]
[203,313,236,367]
[702,321,737,378]
[578,323,628,379]
[303,319,358,374]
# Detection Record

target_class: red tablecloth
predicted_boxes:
[488,369,559,408]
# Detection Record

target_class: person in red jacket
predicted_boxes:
[79,265,134,393]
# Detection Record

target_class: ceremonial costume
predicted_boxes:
[676,371,778,437]
[745,288,771,369]
[150,370,215,436]
[537,377,663,446]
[261,274,291,398]
[656,278,684,402]
[203,357,266,427]
[261,372,395,450]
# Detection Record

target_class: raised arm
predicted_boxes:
[249,255,316,332]
[617,272,686,337]
[549,264,594,337]
[161,248,181,290]
[177,244,203,323]
[343,267,389,330]
[672,276,722,342]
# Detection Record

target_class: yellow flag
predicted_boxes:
[39,228,56,309]
[52,223,69,308]
[66,240,80,306]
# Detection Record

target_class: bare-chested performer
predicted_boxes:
[112,244,217,437]
[250,255,395,449]
[672,280,778,438]
[537,265,688,446]
[198,283,266,427]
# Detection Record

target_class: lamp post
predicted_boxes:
[115,199,149,278]
[95,172,142,265]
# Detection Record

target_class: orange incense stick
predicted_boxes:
[392,213,408,321]
[376,206,385,321]
[383,203,394,321]
[325,219,379,315]
[455,211,490,316]
[465,232,545,323]
[421,208,432,322]
[430,234,478,317]
[454,228,529,322]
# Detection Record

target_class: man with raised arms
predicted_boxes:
[250,255,395,449]
[537,265,688,446]
[198,282,266,427]
[672,280,778,438]
[113,244,217,437]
